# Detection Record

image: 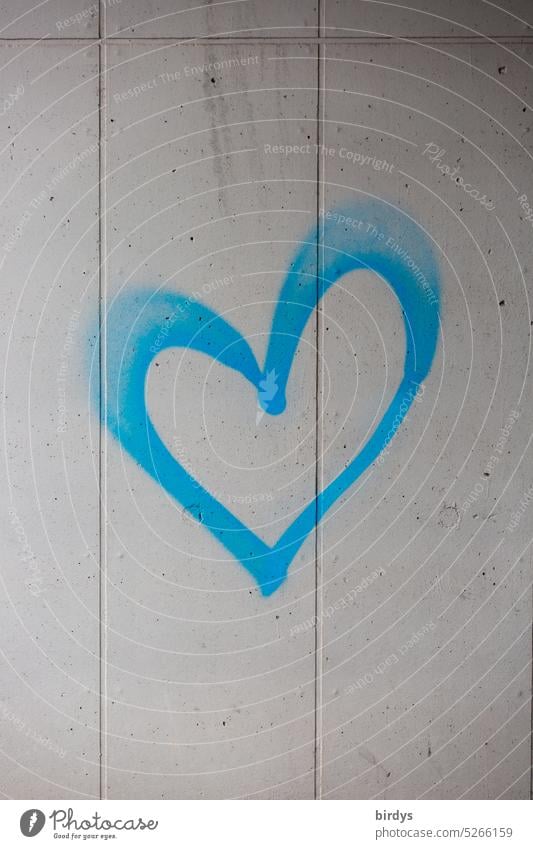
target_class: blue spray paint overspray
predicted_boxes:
[91,201,440,595]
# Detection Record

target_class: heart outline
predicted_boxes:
[93,201,440,596]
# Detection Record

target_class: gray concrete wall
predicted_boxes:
[0,0,531,799]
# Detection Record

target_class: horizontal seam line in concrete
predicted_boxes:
[2,36,533,44]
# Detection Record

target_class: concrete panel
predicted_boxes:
[326,0,533,39]
[0,44,100,797]
[102,42,318,798]
[105,0,318,38]
[0,0,99,37]
[317,41,532,799]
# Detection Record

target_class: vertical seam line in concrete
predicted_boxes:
[530,579,532,799]
[97,0,105,802]
[313,41,320,801]
[318,23,327,804]
[313,0,325,802]
[313,16,320,804]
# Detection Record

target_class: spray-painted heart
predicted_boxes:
[93,201,440,596]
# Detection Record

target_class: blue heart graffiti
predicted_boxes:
[91,201,440,596]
